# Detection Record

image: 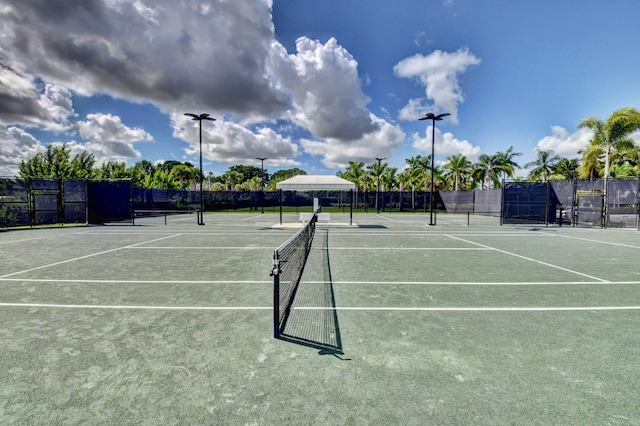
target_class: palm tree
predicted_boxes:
[381,167,398,210]
[551,158,579,180]
[578,107,640,180]
[443,154,471,191]
[524,149,561,181]
[406,155,431,192]
[474,154,508,189]
[577,141,603,179]
[337,161,366,208]
[609,163,637,178]
[170,164,200,190]
[367,160,387,211]
[495,146,522,181]
[224,170,244,191]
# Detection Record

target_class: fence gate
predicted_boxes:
[30,179,61,225]
[63,180,87,224]
[575,179,605,227]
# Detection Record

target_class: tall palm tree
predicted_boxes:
[474,154,508,189]
[406,155,431,193]
[495,146,522,181]
[367,160,387,211]
[337,161,366,208]
[443,154,471,191]
[524,149,561,181]
[381,167,398,210]
[578,107,640,179]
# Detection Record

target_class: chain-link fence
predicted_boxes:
[2,177,639,229]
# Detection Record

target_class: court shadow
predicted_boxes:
[357,224,387,229]
[278,228,345,357]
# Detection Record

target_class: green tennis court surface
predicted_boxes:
[1,213,639,424]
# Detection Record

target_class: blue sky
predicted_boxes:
[2,0,640,178]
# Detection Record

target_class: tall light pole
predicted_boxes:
[375,157,386,213]
[419,112,450,226]
[185,113,216,225]
[256,157,267,213]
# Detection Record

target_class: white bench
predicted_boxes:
[299,212,331,223]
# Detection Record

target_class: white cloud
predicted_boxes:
[0,63,75,131]
[393,48,480,123]
[0,127,45,176]
[77,113,153,159]
[534,126,593,158]
[411,126,481,162]
[270,37,379,141]
[1,0,405,170]
[300,114,405,169]
[172,114,301,167]
[2,0,287,117]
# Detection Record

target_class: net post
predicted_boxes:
[271,250,281,338]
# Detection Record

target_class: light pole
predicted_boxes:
[256,157,267,213]
[419,112,450,225]
[375,157,386,213]
[185,113,216,225]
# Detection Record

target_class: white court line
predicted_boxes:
[0,278,269,284]
[2,278,639,285]
[0,302,270,310]
[126,246,274,250]
[0,234,182,279]
[0,235,53,245]
[329,247,490,251]
[1,303,636,312]
[541,231,640,249]
[242,215,266,221]
[329,232,551,237]
[294,306,640,311]
[302,280,640,285]
[445,234,609,283]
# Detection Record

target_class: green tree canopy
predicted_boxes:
[19,144,96,179]
[269,168,307,189]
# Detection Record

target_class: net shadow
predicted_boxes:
[278,228,344,356]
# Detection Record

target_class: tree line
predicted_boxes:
[17,144,306,190]
[16,107,640,192]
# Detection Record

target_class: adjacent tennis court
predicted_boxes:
[1,213,639,424]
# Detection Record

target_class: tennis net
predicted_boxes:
[271,210,319,338]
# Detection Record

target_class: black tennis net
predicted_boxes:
[271,211,318,338]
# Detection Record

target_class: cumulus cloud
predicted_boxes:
[173,113,301,167]
[2,0,288,117]
[300,114,406,169]
[411,126,481,162]
[0,127,45,176]
[75,113,152,159]
[1,0,405,170]
[270,37,379,140]
[0,62,76,131]
[394,48,480,123]
[534,126,593,158]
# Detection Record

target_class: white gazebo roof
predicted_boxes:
[276,175,355,191]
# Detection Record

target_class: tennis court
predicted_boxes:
[1,212,639,424]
